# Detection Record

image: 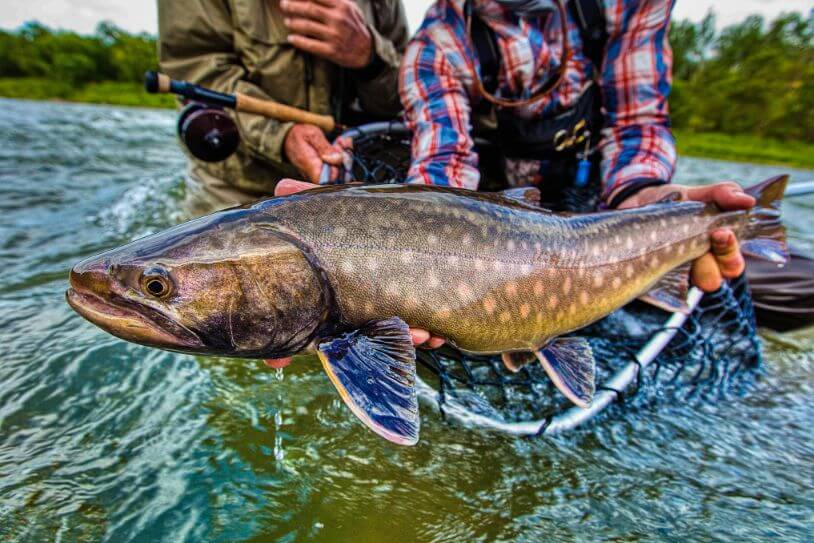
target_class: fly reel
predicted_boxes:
[177,102,240,163]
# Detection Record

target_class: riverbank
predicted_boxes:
[1,78,812,170]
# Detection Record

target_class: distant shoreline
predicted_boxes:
[2,78,812,171]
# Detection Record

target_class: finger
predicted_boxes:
[283,17,332,40]
[686,183,755,210]
[287,34,335,60]
[264,357,292,369]
[691,252,723,293]
[275,178,318,196]
[409,328,430,346]
[307,131,343,165]
[336,136,354,151]
[710,228,745,279]
[425,336,446,349]
[279,0,330,21]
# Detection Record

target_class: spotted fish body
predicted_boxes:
[263,185,749,352]
[66,178,788,445]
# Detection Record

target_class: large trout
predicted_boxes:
[66,176,788,445]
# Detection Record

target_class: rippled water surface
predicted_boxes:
[1,99,812,542]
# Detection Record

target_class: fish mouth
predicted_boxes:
[66,286,203,351]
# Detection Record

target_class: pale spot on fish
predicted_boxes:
[428,234,438,245]
[580,291,589,305]
[614,235,621,244]
[399,252,412,264]
[447,255,459,266]
[678,244,686,256]
[563,276,572,295]
[534,281,544,296]
[626,264,635,278]
[548,296,558,309]
[387,283,400,296]
[521,241,529,250]
[474,258,485,271]
[505,282,518,296]
[457,283,472,299]
[428,273,440,288]
[594,274,604,287]
[536,311,544,324]
[507,240,516,251]
[592,245,601,257]
[660,219,667,228]
[570,303,578,315]
[366,258,379,271]
[520,304,531,318]
[612,277,622,289]
[462,235,472,246]
[650,231,657,241]
[499,312,511,323]
[682,224,690,234]
[651,255,660,268]
[483,297,496,314]
[438,306,451,318]
[340,261,354,274]
[626,237,634,250]
[493,261,504,272]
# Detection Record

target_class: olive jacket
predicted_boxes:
[158,0,409,196]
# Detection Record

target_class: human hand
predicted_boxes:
[274,179,447,349]
[618,182,756,292]
[283,124,346,183]
[280,0,373,69]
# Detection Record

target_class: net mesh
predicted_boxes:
[334,125,763,433]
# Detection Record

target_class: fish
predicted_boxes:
[66,175,789,445]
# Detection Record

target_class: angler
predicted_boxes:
[66,177,788,446]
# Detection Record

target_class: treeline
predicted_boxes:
[670,12,814,143]
[0,14,812,142]
[0,21,157,85]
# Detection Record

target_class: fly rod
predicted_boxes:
[144,71,339,133]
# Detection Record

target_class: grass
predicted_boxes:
[1,78,812,169]
[674,130,814,170]
[0,78,175,109]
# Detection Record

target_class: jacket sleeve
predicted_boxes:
[399,35,480,189]
[352,1,411,116]
[598,0,677,207]
[157,0,293,168]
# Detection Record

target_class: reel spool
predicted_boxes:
[177,102,240,163]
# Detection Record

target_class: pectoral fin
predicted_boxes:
[317,317,419,446]
[535,337,595,408]
[639,262,692,314]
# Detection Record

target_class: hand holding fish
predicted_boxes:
[280,0,373,69]
[617,182,755,293]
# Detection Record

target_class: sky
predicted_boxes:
[0,0,810,36]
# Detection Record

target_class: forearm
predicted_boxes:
[158,0,292,167]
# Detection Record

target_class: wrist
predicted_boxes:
[607,179,669,209]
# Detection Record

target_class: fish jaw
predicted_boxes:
[66,261,203,352]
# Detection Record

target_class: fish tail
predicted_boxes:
[738,175,789,264]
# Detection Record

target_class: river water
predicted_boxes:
[0,99,812,542]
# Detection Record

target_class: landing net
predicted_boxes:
[321,123,763,435]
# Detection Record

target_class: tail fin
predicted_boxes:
[742,175,789,265]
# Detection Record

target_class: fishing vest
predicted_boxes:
[469,0,608,160]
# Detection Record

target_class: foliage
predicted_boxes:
[0,21,157,85]
[670,11,814,143]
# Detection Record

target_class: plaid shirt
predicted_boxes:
[399,0,677,204]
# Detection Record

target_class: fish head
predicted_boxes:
[66,210,328,358]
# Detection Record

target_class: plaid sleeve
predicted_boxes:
[399,33,480,189]
[598,0,677,204]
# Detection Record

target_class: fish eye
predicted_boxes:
[140,268,173,299]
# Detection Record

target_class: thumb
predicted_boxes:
[309,131,343,165]
[275,178,317,196]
